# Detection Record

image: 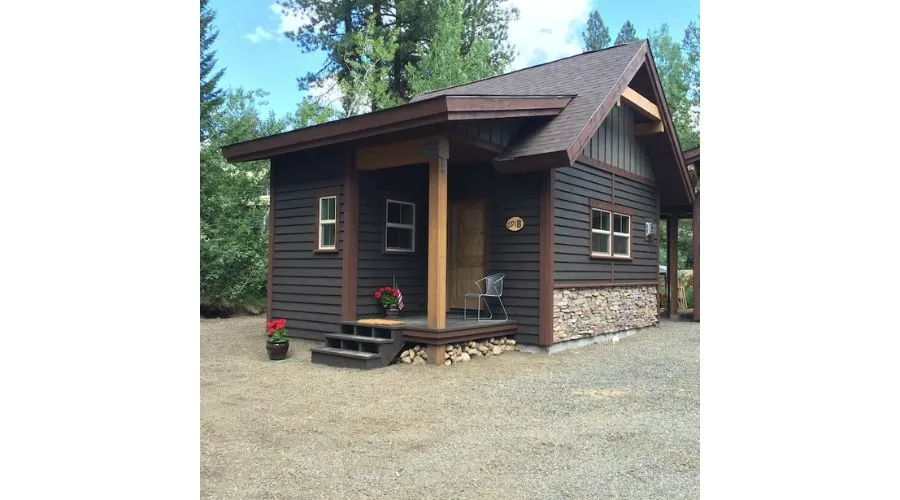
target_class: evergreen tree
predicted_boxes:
[683,18,700,125]
[406,0,497,95]
[614,20,637,45]
[277,0,518,112]
[201,0,226,140]
[647,23,699,150]
[582,10,610,51]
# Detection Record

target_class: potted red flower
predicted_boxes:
[265,318,289,360]
[373,286,401,318]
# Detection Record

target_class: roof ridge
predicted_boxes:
[411,40,647,101]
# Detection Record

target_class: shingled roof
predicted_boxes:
[412,41,647,163]
[221,39,693,207]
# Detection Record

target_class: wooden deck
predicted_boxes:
[343,312,517,345]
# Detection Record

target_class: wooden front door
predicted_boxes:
[447,199,487,310]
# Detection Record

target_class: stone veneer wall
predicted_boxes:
[553,286,658,342]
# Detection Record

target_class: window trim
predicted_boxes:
[314,188,341,253]
[590,208,612,257]
[612,213,631,258]
[384,199,416,253]
[589,199,633,260]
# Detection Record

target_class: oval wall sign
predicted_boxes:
[506,216,525,232]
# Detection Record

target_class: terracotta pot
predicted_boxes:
[385,307,400,319]
[266,341,289,360]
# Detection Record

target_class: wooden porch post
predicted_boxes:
[427,137,450,329]
[668,216,679,319]
[693,194,700,322]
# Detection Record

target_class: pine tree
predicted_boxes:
[201,0,226,139]
[406,0,497,95]
[278,0,518,111]
[614,20,637,45]
[582,10,610,51]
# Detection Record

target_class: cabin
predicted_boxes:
[222,40,695,369]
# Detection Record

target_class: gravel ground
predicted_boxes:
[201,317,699,499]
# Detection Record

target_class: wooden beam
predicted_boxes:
[634,121,665,136]
[427,137,450,329]
[692,194,700,322]
[355,136,436,171]
[667,216,679,318]
[267,167,275,323]
[341,155,359,321]
[621,86,661,121]
[538,170,555,346]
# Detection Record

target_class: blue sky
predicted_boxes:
[210,0,699,119]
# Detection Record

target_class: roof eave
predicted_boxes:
[221,95,573,163]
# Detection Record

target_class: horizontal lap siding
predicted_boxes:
[488,170,543,345]
[357,164,429,317]
[554,161,659,285]
[613,175,660,282]
[270,151,347,340]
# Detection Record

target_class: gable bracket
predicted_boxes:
[621,87,661,121]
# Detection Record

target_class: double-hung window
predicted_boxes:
[385,199,415,252]
[590,200,631,258]
[317,195,338,250]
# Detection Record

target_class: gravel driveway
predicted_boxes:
[201,317,699,499]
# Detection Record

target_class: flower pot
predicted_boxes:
[266,341,289,360]
[385,307,400,319]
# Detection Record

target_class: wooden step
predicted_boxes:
[310,347,380,359]
[310,346,384,369]
[324,333,394,344]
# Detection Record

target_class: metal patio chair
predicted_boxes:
[463,273,508,322]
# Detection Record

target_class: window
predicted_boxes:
[590,200,631,258]
[317,195,337,250]
[385,199,415,252]
[613,213,631,257]
[591,209,611,256]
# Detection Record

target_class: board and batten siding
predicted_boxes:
[553,161,660,285]
[270,151,348,340]
[582,104,654,179]
[357,164,429,317]
[452,119,522,149]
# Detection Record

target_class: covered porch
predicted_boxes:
[660,146,700,322]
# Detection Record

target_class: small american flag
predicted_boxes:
[393,275,405,311]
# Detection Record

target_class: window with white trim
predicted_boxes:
[591,207,631,258]
[591,209,611,256]
[612,213,631,257]
[318,195,337,250]
[385,199,415,252]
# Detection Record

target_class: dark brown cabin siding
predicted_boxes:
[553,161,660,285]
[270,151,349,340]
[583,104,654,179]
[357,164,429,316]
[484,169,543,346]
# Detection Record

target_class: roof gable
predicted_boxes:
[413,41,693,206]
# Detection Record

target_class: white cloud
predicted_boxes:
[242,3,314,44]
[269,3,313,36]
[504,0,591,70]
[307,76,345,109]
[243,26,274,44]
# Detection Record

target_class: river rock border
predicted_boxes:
[398,337,517,366]
[553,285,658,343]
